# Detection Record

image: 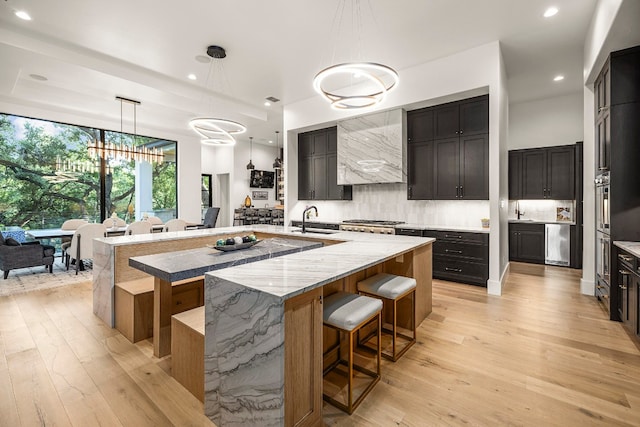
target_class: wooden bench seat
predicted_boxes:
[115,275,204,343]
[171,306,204,401]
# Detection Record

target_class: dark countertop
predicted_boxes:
[129,237,323,283]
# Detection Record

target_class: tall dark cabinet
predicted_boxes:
[407,95,489,200]
[595,45,640,325]
[298,127,352,201]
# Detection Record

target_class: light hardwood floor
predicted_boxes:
[2,262,640,426]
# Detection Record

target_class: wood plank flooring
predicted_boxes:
[1,262,640,426]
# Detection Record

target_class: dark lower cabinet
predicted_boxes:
[509,223,545,264]
[617,249,640,339]
[423,230,489,287]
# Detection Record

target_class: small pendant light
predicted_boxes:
[246,137,255,170]
[272,131,282,169]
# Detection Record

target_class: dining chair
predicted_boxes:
[60,219,88,261]
[125,221,152,235]
[163,219,187,232]
[103,217,126,228]
[144,216,164,226]
[201,207,220,229]
[66,223,106,274]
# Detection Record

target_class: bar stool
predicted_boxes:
[322,291,382,415]
[357,273,416,362]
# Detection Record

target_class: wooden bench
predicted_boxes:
[171,306,204,402]
[115,276,204,343]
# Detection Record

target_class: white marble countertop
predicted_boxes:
[614,241,640,259]
[396,223,490,233]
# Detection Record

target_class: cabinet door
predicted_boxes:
[299,133,314,158]
[509,151,522,200]
[407,141,434,200]
[433,138,460,199]
[521,150,546,199]
[459,134,488,200]
[459,96,489,136]
[633,274,640,337]
[509,228,519,260]
[407,108,434,143]
[596,114,610,173]
[433,104,460,140]
[546,146,575,199]
[517,229,545,264]
[298,156,314,200]
[312,156,327,200]
[327,127,337,154]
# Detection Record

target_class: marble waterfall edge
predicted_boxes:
[337,108,406,185]
[204,274,285,426]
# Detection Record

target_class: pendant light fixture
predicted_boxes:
[313,0,398,110]
[272,131,282,169]
[189,45,247,146]
[88,96,164,163]
[246,137,255,170]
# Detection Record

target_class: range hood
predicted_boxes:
[337,109,406,185]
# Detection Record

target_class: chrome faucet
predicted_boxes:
[302,206,318,233]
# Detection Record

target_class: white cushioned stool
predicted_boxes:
[358,273,416,361]
[322,291,382,415]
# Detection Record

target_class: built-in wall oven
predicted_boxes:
[595,173,610,233]
[595,172,611,312]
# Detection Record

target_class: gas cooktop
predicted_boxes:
[342,219,405,226]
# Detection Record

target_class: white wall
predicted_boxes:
[232,140,281,209]
[508,93,584,150]
[283,41,509,294]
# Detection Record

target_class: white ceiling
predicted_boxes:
[0,0,598,146]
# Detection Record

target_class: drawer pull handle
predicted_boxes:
[619,270,631,275]
[445,234,462,239]
[619,285,628,290]
[619,255,633,262]
[445,267,462,273]
[445,249,463,254]
[596,285,605,289]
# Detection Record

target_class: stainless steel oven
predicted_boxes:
[596,231,611,285]
[595,173,610,234]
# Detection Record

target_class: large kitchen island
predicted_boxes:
[94,225,433,426]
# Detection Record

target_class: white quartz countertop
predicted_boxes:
[508,219,576,225]
[397,223,490,233]
[614,241,640,259]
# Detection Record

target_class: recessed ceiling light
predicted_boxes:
[29,74,47,81]
[264,101,271,107]
[15,10,32,21]
[544,7,558,18]
[553,75,565,82]
[187,73,197,80]
[268,140,273,144]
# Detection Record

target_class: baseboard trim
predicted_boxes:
[487,263,510,296]
[581,278,595,296]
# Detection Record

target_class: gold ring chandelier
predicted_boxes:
[189,117,247,146]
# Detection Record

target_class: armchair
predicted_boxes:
[0,233,55,279]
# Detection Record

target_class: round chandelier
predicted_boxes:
[189,45,247,146]
[189,118,246,146]
[313,62,399,110]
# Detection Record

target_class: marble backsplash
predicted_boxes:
[290,183,490,228]
[508,199,575,222]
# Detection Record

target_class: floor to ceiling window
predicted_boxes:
[0,113,177,233]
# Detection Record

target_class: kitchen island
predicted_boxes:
[96,225,433,426]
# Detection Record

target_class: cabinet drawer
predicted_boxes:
[171,282,204,315]
[424,229,488,245]
[433,256,488,286]
[395,228,423,237]
[434,241,488,262]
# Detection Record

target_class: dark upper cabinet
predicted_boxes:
[509,151,522,200]
[595,59,611,173]
[408,95,489,201]
[297,127,352,201]
[515,145,575,200]
[509,223,545,264]
[407,141,434,200]
[459,97,489,136]
[407,108,434,143]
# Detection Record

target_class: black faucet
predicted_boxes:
[302,206,318,233]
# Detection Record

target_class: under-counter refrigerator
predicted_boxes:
[545,224,570,266]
